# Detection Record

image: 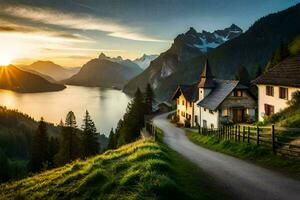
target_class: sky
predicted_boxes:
[0,0,299,67]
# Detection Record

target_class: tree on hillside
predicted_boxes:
[145,83,155,114]
[107,128,116,150]
[0,148,10,182]
[111,88,146,147]
[30,118,48,172]
[54,111,81,166]
[65,111,77,128]
[81,110,99,158]
[235,65,250,86]
[266,40,290,71]
[48,137,59,168]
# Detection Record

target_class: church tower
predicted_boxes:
[198,59,215,101]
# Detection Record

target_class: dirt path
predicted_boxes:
[153,113,300,200]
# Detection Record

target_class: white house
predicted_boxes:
[254,54,300,121]
[172,59,257,128]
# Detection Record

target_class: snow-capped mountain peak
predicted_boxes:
[133,54,158,70]
[182,24,243,53]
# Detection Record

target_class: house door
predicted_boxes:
[233,108,244,123]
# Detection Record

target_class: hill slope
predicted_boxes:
[0,106,59,160]
[0,65,66,93]
[0,139,228,200]
[22,61,79,81]
[66,55,143,89]
[124,3,300,100]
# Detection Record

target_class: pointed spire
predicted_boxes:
[198,59,215,88]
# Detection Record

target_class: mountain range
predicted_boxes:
[65,53,143,89]
[21,61,80,81]
[0,65,66,93]
[123,3,300,100]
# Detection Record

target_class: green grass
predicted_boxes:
[0,136,228,200]
[186,131,300,179]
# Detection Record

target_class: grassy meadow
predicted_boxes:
[0,136,228,200]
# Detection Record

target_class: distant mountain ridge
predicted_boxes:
[65,53,143,89]
[98,53,143,70]
[0,65,66,93]
[22,61,79,81]
[123,3,300,100]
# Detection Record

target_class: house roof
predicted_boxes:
[253,53,300,87]
[197,80,245,110]
[171,83,198,102]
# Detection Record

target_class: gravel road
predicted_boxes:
[153,113,300,200]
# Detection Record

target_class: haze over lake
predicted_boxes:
[0,85,131,136]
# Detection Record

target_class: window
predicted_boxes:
[181,111,185,117]
[264,104,274,116]
[209,110,214,114]
[204,108,207,112]
[233,90,243,97]
[186,114,191,120]
[182,100,185,105]
[266,86,274,96]
[279,87,288,100]
[211,124,214,129]
[222,108,228,117]
[203,120,207,128]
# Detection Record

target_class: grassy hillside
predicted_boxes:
[0,139,228,200]
[259,93,300,128]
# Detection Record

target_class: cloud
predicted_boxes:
[42,47,124,52]
[2,5,169,43]
[0,19,92,43]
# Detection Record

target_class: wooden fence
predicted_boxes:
[197,125,300,158]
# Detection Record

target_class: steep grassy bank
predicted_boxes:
[186,131,300,178]
[0,138,227,200]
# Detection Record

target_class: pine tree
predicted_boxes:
[30,118,48,172]
[235,65,250,86]
[65,111,77,128]
[0,148,10,182]
[145,83,155,114]
[117,88,146,145]
[81,110,99,158]
[107,128,116,150]
[54,112,81,166]
[48,137,59,168]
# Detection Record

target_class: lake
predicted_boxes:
[0,85,131,136]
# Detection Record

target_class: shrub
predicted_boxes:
[184,119,191,128]
[170,114,179,124]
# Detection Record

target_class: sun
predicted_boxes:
[0,55,13,66]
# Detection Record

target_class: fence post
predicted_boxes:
[256,126,260,146]
[238,125,241,142]
[272,124,276,155]
[247,126,250,144]
[243,126,245,142]
[235,125,237,142]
